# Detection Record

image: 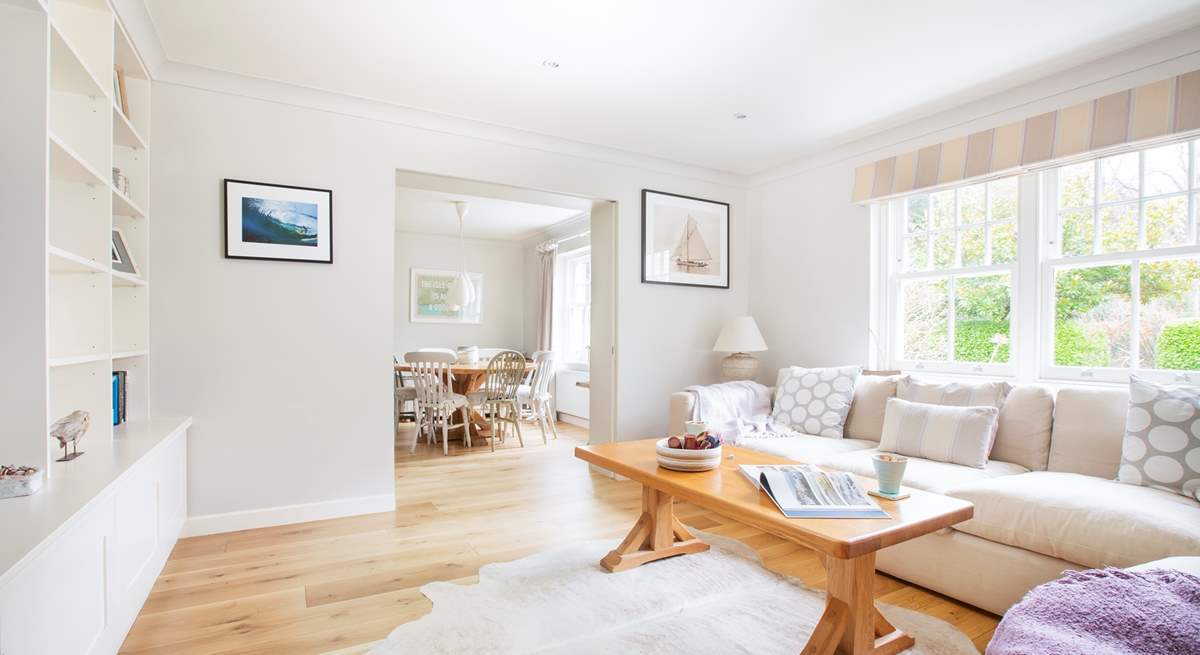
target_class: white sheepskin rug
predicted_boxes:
[369,530,977,654]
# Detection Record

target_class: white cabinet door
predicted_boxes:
[0,500,111,655]
[109,460,159,609]
[158,432,187,549]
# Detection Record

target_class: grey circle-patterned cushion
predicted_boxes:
[770,365,862,438]
[1118,376,1200,500]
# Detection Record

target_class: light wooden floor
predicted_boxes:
[120,421,998,654]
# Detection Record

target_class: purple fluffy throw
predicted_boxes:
[987,567,1200,655]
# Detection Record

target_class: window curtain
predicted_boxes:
[536,241,558,351]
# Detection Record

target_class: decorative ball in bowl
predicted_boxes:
[655,432,723,472]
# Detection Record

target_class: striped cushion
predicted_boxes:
[879,398,999,469]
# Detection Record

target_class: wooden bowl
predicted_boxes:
[655,439,722,472]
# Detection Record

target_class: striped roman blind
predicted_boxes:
[852,68,1200,203]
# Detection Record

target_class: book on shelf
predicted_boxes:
[741,464,889,519]
[111,370,127,425]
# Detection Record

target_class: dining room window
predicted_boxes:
[556,247,591,366]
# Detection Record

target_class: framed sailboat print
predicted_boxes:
[641,189,730,288]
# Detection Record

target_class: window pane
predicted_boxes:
[902,279,949,361]
[960,226,985,267]
[1054,265,1133,368]
[931,191,955,230]
[906,195,928,233]
[1144,197,1190,249]
[1139,258,1200,370]
[991,222,1017,264]
[989,178,1017,221]
[1143,142,1189,196]
[955,274,1011,363]
[932,232,955,269]
[959,184,986,224]
[1099,152,1139,203]
[1060,209,1094,257]
[904,235,929,271]
[1058,161,1093,208]
[1100,204,1138,253]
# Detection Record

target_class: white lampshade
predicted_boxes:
[713,316,767,353]
[446,272,475,311]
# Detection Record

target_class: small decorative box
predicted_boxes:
[0,466,44,499]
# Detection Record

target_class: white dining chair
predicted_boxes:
[394,355,417,432]
[467,350,526,451]
[518,350,558,442]
[404,350,471,455]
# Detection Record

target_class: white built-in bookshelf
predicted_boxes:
[2,0,152,478]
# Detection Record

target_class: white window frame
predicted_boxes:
[876,136,1200,387]
[881,179,1023,378]
[554,246,592,367]
[1040,140,1200,385]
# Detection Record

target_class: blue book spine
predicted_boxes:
[112,373,120,425]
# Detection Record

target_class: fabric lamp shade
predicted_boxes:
[713,316,767,353]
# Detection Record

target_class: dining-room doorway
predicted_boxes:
[390,171,616,465]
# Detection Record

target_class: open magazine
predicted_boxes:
[741,465,889,519]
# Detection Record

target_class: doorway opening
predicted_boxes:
[391,170,615,465]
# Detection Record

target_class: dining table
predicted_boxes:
[394,360,536,440]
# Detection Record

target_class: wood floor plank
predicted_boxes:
[121,422,998,654]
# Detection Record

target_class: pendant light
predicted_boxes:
[445,201,475,311]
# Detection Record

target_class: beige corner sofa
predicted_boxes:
[669,380,1200,615]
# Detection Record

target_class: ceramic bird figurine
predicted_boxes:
[49,410,90,462]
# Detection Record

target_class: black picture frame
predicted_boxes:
[641,188,730,289]
[223,178,334,264]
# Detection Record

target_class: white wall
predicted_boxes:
[747,31,1200,380]
[150,82,745,527]
[395,232,525,355]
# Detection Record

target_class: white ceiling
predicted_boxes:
[395,184,583,242]
[144,0,1200,175]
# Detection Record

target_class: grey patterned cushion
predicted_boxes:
[1118,376,1200,500]
[770,365,862,438]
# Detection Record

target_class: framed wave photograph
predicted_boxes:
[224,179,332,263]
[641,189,730,289]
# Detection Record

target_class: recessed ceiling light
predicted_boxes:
[733,112,749,120]
[541,60,560,69]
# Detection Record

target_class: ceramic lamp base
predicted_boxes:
[720,352,758,381]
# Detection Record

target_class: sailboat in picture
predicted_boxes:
[673,215,713,274]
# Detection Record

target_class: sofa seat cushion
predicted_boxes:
[736,435,876,463]
[945,471,1200,569]
[814,448,1028,494]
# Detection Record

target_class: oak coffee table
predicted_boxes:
[576,439,973,655]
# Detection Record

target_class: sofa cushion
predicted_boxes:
[1117,376,1200,500]
[736,435,876,463]
[879,398,998,468]
[897,377,1012,409]
[844,375,903,442]
[815,448,1028,494]
[945,471,1200,569]
[770,365,862,438]
[1048,387,1128,478]
[992,385,1054,471]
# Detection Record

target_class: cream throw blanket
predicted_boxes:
[683,381,792,441]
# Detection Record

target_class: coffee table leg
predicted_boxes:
[801,552,915,655]
[599,486,709,573]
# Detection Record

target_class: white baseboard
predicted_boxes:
[558,413,589,428]
[182,493,396,537]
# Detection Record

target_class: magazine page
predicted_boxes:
[741,465,889,519]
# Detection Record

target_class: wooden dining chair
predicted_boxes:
[403,351,471,455]
[518,350,558,443]
[467,350,526,451]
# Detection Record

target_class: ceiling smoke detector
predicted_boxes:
[733,112,749,120]
[541,60,560,69]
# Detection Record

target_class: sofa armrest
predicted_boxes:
[667,386,776,435]
[668,392,696,436]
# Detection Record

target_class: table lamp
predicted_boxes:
[713,316,767,381]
